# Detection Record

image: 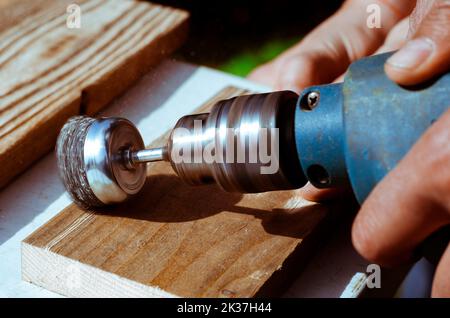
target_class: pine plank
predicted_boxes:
[22,87,330,298]
[0,0,64,32]
[0,0,188,188]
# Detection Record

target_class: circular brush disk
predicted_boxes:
[56,116,104,209]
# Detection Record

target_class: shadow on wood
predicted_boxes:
[103,172,324,240]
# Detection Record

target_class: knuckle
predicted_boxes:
[247,63,276,84]
[434,0,450,12]
[416,0,450,44]
[278,53,315,72]
[275,53,319,90]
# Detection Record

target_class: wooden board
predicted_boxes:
[22,87,330,298]
[0,0,188,188]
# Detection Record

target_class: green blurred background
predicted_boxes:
[153,0,343,76]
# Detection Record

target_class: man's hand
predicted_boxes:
[248,0,416,91]
[302,0,450,201]
[385,0,450,85]
[249,0,416,200]
[248,0,450,296]
[352,108,450,297]
[354,0,450,297]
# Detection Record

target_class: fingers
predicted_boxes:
[272,52,344,91]
[385,0,450,85]
[373,17,410,54]
[296,16,410,202]
[298,183,339,202]
[352,109,450,267]
[248,0,413,91]
[248,51,329,91]
[298,182,352,202]
[432,242,450,297]
[247,63,278,88]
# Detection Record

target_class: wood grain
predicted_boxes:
[0,0,66,33]
[22,87,330,298]
[0,0,188,188]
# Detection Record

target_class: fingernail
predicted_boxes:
[387,38,435,69]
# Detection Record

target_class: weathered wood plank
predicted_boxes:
[0,0,188,188]
[22,87,329,298]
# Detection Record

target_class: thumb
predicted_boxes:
[385,0,450,86]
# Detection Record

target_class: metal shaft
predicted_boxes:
[131,147,167,164]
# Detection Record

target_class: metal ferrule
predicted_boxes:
[295,83,349,189]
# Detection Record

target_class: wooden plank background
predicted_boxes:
[0,0,188,188]
[22,87,330,298]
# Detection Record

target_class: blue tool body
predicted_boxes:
[294,53,450,203]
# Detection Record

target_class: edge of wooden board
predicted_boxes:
[22,241,179,298]
[21,203,333,298]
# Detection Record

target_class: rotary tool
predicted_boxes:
[56,53,450,209]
